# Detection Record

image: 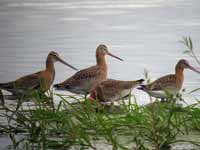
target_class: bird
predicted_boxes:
[54,44,123,98]
[138,59,200,101]
[0,51,78,98]
[89,79,144,103]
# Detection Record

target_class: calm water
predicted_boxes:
[0,0,200,105]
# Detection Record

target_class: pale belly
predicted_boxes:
[147,88,179,99]
[104,89,132,102]
[68,78,104,95]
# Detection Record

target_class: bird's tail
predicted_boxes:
[132,79,144,85]
[137,84,147,91]
[0,82,14,90]
[53,83,61,89]
[130,79,145,88]
[53,83,68,90]
[137,79,145,84]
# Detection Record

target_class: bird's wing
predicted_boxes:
[15,72,42,90]
[95,79,122,96]
[147,74,176,91]
[99,79,119,88]
[100,79,142,89]
[62,66,103,87]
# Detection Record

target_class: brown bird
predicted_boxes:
[89,79,144,102]
[138,59,200,100]
[0,51,78,97]
[54,44,123,98]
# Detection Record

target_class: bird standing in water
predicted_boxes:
[138,59,200,101]
[54,44,123,98]
[89,79,144,103]
[0,51,78,99]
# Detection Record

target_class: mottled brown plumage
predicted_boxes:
[0,51,78,97]
[89,79,144,102]
[138,59,200,99]
[54,44,123,96]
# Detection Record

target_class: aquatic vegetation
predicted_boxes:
[0,91,199,150]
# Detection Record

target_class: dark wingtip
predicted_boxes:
[54,83,70,90]
[138,79,145,84]
[137,84,146,90]
[53,84,60,89]
[0,83,5,88]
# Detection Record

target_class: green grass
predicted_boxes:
[0,94,200,150]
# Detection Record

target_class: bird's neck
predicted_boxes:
[96,53,107,69]
[46,56,55,75]
[175,65,184,80]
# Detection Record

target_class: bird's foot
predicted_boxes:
[160,98,167,103]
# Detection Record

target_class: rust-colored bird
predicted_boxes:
[54,44,123,97]
[138,59,200,100]
[0,51,78,97]
[89,79,144,103]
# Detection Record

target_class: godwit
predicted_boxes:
[0,51,78,98]
[89,79,144,103]
[54,44,123,98]
[138,59,200,101]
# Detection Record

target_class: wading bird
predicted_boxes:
[54,44,123,98]
[138,59,200,101]
[89,79,144,103]
[0,51,78,99]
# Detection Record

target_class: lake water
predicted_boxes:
[0,0,200,149]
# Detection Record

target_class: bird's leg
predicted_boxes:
[161,98,166,103]
[42,92,55,109]
[176,93,183,101]
[84,93,88,100]
[46,95,55,111]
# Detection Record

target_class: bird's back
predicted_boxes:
[0,71,43,95]
[54,65,107,94]
[90,79,143,102]
[146,74,178,91]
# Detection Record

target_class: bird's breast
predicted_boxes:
[40,70,55,91]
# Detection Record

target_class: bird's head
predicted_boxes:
[48,51,78,71]
[177,59,200,73]
[96,44,123,61]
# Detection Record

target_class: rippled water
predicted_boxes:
[0,0,200,103]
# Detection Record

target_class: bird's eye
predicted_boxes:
[184,61,189,66]
[53,53,59,57]
[102,47,107,52]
